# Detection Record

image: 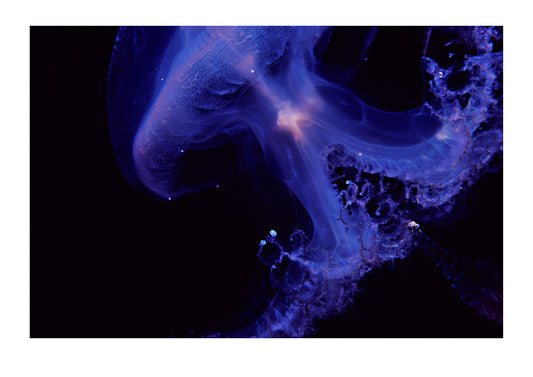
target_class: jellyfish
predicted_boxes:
[107,26,503,337]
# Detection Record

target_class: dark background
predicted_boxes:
[30,27,503,337]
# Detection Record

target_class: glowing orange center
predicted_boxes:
[276,103,311,143]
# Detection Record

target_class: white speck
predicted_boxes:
[435,131,447,141]
[251,69,255,73]
[161,78,164,81]
[358,152,362,156]
[180,149,184,153]
[216,184,220,188]
[168,197,172,201]
[408,220,420,229]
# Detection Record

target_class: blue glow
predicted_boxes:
[107,26,502,337]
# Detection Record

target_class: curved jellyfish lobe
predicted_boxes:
[107,26,503,337]
[109,26,327,199]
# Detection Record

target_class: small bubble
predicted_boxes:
[260,240,267,246]
[270,229,277,237]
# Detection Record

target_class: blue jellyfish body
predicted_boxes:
[107,26,503,337]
